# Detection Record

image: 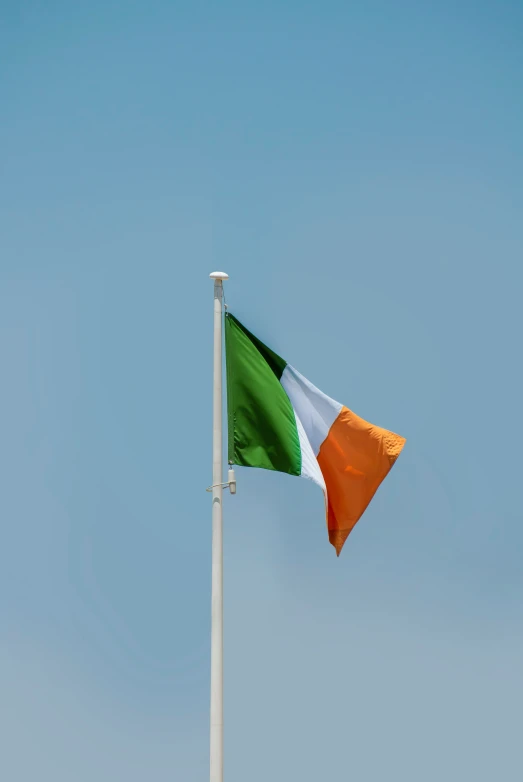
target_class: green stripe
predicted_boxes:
[226,314,287,380]
[225,313,301,475]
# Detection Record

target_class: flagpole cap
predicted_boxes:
[210,271,229,281]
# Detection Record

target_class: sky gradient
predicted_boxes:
[1,1,523,779]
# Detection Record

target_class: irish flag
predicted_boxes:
[225,313,406,555]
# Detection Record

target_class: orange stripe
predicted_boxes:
[317,406,406,555]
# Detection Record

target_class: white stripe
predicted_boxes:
[281,365,342,456]
[294,411,326,492]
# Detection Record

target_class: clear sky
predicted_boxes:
[1,1,523,780]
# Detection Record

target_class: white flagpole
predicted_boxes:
[210,271,228,782]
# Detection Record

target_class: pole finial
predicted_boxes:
[210,271,229,281]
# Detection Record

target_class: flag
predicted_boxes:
[225,313,405,555]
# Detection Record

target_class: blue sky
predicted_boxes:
[1,1,522,779]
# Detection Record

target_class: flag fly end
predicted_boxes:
[329,528,350,557]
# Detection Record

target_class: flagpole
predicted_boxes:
[210,271,228,782]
